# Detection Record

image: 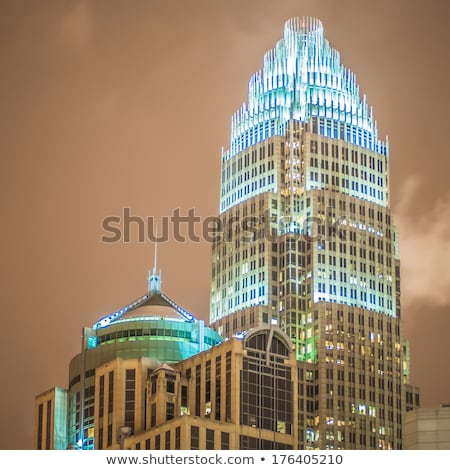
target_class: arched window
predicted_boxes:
[270,336,289,357]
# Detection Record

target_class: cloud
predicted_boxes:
[394,175,450,309]
[60,1,94,53]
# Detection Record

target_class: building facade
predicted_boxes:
[120,326,299,450]
[209,17,419,449]
[34,387,68,450]
[404,406,450,450]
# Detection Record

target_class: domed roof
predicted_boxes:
[119,291,194,321]
[77,258,223,369]
[93,262,195,330]
[93,290,195,329]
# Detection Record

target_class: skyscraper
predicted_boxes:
[34,16,420,451]
[209,17,418,449]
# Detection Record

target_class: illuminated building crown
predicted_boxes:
[228,16,386,158]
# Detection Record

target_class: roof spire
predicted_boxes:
[148,239,161,294]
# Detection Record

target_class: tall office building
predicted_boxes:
[209,17,418,449]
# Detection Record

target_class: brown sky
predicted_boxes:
[1,0,449,449]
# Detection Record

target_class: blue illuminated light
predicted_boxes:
[225,17,387,164]
[93,291,195,330]
[234,331,247,340]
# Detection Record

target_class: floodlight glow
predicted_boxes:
[227,17,385,161]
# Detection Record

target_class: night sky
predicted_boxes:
[1,0,449,449]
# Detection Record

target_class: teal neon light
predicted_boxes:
[93,292,195,329]
[227,17,386,159]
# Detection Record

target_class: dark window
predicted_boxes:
[108,371,114,413]
[215,356,221,420]
[98,428,103,450]
[151,403,156,427]
[37,404,43,449]
[240,356,292,435]
[107,424,112,447]
[166,402,175,421]
[99,375,105,418]
[239,435,293,450]
[46,400,51,449]
[226,352,231,422]
[195,365,201,416]
[124,369,135,430]
[246,333,267,351]
[165,431,170,450]
[221,432,229,450]
[270,337,289,357]
[181,385,188,409]
[206,429,214,450]
[191,426,199,450]
[167,380,175,394]
[175,427,181,450]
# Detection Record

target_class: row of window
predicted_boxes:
[96,328,217,347]
[310,140,385,170]
[132,427,181,450]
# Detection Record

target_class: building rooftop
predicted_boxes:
[93,262,195,329]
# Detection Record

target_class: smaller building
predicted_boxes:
[34,387,68,450]
[34,266,222,450]
[119,326,299,450]
[404,405,450,450]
